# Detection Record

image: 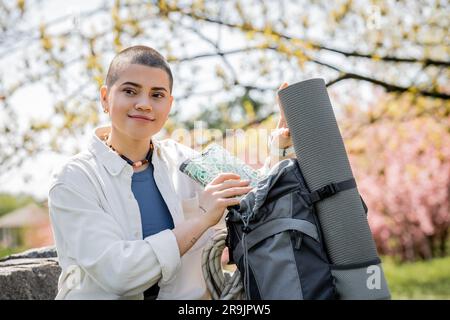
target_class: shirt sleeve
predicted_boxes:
[49,182,181,297]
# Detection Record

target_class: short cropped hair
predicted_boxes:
[105,45,173,93]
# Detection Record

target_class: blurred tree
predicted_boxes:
[0,193,35,217]
[0,0,448,174]
[343,92,450,261]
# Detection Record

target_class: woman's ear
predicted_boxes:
[167,94,174,114]
[100,85,109,112]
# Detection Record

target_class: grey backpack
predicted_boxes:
[226,159,367,300]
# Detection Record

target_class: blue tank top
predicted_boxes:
[131,164,174,239]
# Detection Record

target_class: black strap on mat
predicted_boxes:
[303,178,368,214]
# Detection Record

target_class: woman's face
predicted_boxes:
[101,64,173,140]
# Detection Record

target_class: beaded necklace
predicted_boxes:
[103,133,153,168]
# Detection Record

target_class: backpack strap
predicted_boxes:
[360,196,368,214]
[302,178,369,214]
[232,218,319,264]
[302,178,356,204]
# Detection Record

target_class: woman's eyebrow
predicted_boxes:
[151,87,168,92]
[120,82,167,92]
[120,81,142,88]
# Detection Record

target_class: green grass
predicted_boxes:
[383,255,450,300]
[0,246,28,260]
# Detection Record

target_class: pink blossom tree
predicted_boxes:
[348,116,450,261]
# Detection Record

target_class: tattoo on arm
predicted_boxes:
[190,236,198,245]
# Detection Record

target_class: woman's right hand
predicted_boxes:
[198,173,253,227]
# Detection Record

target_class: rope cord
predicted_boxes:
[201,228,245,300]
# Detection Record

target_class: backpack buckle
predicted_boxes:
[316,183,338,199]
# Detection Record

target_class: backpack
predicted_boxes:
[226,159,368,300]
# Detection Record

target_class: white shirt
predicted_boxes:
[48,126,225,300]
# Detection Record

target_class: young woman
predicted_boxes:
[48,45,293,299]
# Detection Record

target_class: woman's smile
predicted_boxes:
[127,114,155,122]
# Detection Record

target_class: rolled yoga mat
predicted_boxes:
[278,78,390,299]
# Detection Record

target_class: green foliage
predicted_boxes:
[0,246,28,260]
[0,193,35,217]
[187,89,267,131]
[383,255,450,299]
[1,0,449,173]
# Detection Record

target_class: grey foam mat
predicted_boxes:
[278,78,390,299]
[331,264,390,299]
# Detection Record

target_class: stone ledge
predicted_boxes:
[0,246,57,262]
[0,247,60,300]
